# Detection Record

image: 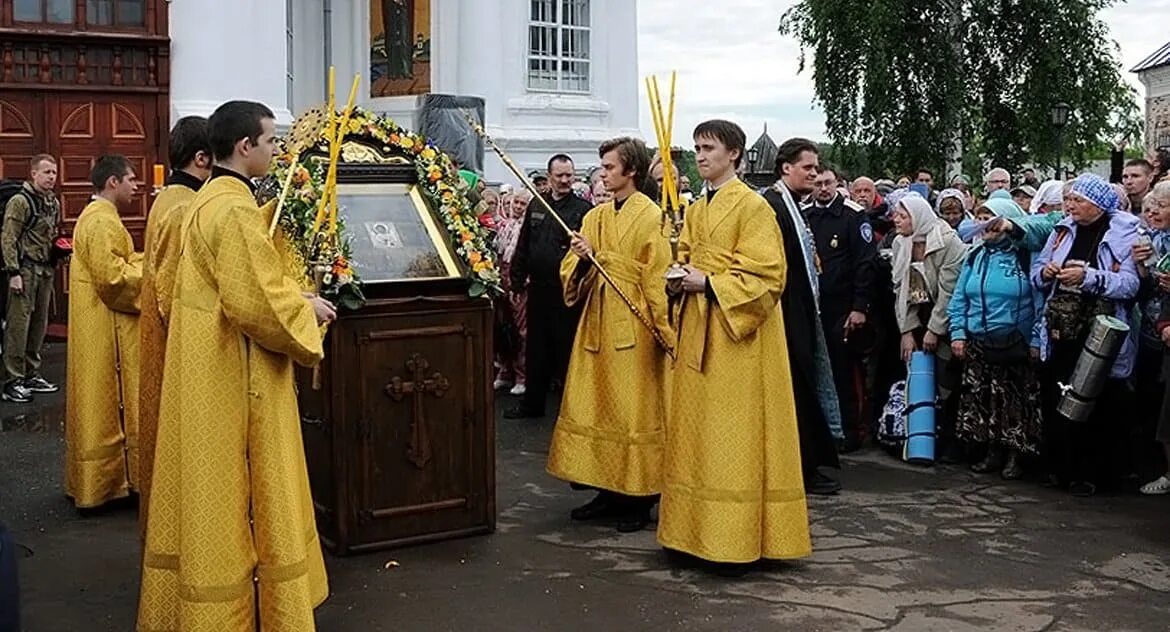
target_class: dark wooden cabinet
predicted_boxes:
[298,279,496,555]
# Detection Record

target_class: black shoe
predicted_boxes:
[1069,481,1097,497]
[1,381,31,403]
[22,375,58,394]
[706,561,752,578]
[938,443,966,465]
[615,508,651,533]
[503,406,542,419]
[971,447,1005,474]
[804,471,842,496]
[838,436,863,454]
[570,493,621,521]
[1000,450,1024,480]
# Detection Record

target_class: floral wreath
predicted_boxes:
[261,106,503,308]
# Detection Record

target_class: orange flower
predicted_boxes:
[460,231,473,243]
[468,251,482,264]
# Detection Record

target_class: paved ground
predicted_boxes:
[3,343,1170,630]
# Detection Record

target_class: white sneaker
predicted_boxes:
[1140,475,1170,495]
[493,379,512,391]
[510,384,527,396]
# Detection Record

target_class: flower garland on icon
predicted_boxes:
[264,106,503,304]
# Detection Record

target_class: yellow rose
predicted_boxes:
[421,147,436,161]
[400,137,415,149]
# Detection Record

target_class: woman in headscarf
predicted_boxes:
[948,198,1044,479]
[1137,182,1170,494]
[493,186,530,396]
[1032,173,1140,496]
[937,188,979,242]
[891,193,969,459]
[1030,180,1066,216]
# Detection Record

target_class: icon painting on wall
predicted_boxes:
[370,0,432,97]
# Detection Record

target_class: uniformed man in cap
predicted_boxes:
[804,164,877,451]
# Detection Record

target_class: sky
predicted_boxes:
[635,0,1170,147]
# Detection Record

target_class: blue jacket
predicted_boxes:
[948,243,1043,346]
[1030,211,1141,378]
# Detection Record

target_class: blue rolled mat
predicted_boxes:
[904,351,936,465]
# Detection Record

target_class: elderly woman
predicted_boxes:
[1032,174,1141,496]
[493,188,532,396]
[1030,180,1066,216]
[948,198,1043,479]
[891,193,969,458]
[1138,182,1170,494]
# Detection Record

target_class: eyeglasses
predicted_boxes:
[987,179,1010,185]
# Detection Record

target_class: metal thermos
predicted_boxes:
[1057,315,1130,422]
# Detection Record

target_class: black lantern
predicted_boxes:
[747,146,760,173]
[1050,102,1071,129]
[1051,102,1071,179]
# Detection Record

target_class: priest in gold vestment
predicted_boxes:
[65,155,143,510]
[547,138,673,533]
[137,116,211,536]
[139,101,336,631]
[659,120,811,569]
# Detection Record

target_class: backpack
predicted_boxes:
[0,180,39,260]
[0,180,41,320]
[877,380,908,455]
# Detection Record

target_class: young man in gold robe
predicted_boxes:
[65,155,143,510]
[546,137,673,533]
[659,120,812,573]
[138,101,336,631]
[136,116,211,536]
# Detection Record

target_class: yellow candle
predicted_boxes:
[153,163,165,186]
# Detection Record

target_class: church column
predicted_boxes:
[169,0,293,125]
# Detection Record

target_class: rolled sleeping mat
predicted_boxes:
[1057,314,1130,423]
[904,351,937,465]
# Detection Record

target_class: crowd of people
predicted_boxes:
[6,97,1170,626]
[481,131,1170,507]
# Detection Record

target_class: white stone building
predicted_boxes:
[169,0,642,183]
[1134,41,1170,152]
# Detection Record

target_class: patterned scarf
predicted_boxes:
[772,182,821,309]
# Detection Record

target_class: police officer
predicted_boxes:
[506,154,591,418]
[1,154,61,403]
[803,165,876,451]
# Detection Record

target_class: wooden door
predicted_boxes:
[0,93,47,180]
[47,94,159,244]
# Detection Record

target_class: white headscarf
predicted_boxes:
[891,194,957,303]
[1029,180,1064,214]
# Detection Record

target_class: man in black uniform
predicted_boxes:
[506,154,592,418]
[805,165,877,451]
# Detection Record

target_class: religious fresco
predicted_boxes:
[370,0,432,97]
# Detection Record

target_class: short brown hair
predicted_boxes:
[30,154,56,170]
[693,120,746,168]
[598,137,651,182]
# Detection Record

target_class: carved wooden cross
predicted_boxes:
[385,353,450,469]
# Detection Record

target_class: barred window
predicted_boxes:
[527,0,590,93]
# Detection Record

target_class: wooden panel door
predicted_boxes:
[0,93,47,180]
[47,94,159,245]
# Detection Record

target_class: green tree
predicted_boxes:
[780,0,1141,178]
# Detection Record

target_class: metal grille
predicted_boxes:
[527,0,590,93]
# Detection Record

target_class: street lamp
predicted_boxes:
[1051,102,1070,179]
[747,146,760,175]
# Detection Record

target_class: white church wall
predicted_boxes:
[170,0,294,125]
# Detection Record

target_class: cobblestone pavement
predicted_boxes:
[2,344,1168,630]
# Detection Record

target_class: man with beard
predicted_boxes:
[761,138,843,495]
[804,165,877,453]
[383,0,414,80]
